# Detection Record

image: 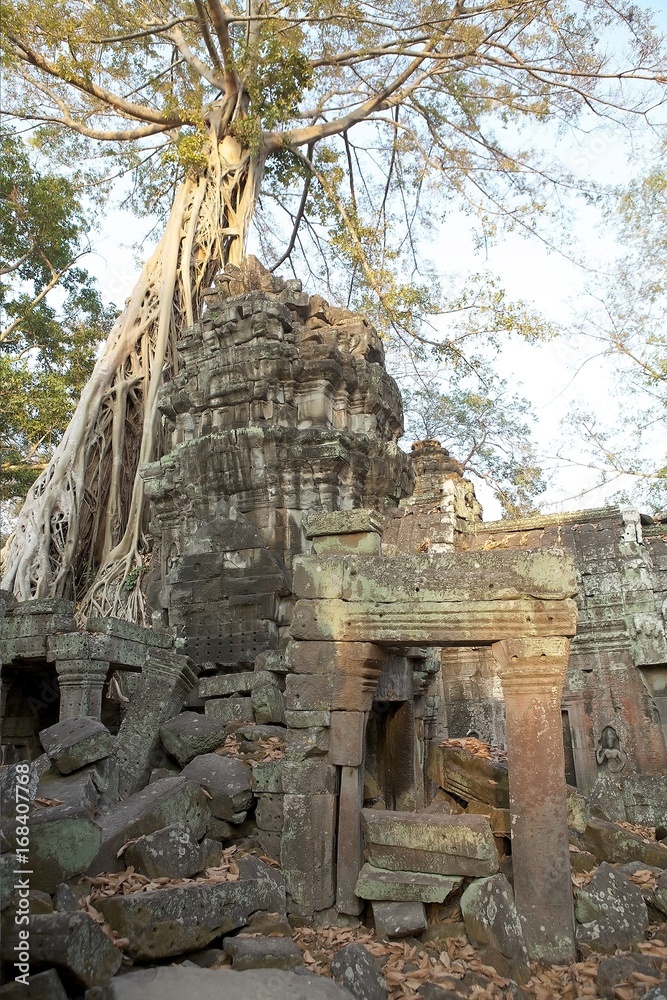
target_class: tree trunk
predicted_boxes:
[1,135,263,623]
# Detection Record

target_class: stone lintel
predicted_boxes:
[85,616,174,649]
[292,548,577,602]
[304,510,384,539]
[290,598,578,646]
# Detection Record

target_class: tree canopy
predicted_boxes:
[1,0,666,618]
[0,130,115,533]
[557,150,667,511]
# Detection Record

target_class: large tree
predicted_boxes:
[556,150,667,511]
[0,130,115,535]
[1,0,665,620]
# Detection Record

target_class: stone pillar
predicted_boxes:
[115,649,199,797]
[492,637,576,965]
[55,659,110,721]
[330,710,367,916]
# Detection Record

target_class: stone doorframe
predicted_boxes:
[286,511,580,965]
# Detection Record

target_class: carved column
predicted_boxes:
[115,649,199,797]
[492,637,576,965]
[56,659,110,721]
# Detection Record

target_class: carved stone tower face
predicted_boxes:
[141,258,414,667]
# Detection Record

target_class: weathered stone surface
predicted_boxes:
[224,935,304,970]
[160,712,228,766]
[91,777,209,873]
[427,744,509,809]
[304,510,384,539]
[251,684,285,725]
[596,954,660,1000]
[53,882,81,911]
[205,696,255,724]
[256,793,284,832]
[355,864,462,903]
[371,900,427,940]
[97,877,273,960]
[284,726,330,759]
[7,806,102,894]
[200,671,278,697]
[641,984,667,1000]
[290,597,578,644]
[284,709,331,728]
[36,768,99,816]
[85,616,173,647]
[181,754,253,820]
[282,793,336,912]
[584,818,667,868]
[0,969,68,1000]
[39,717,113,774]
[294,548,577,603]
[329,712,365,767]
[2,910,121,988]
[251,761,283,793]
[619,862,667,917]
[236,855,287,913]
[622,776,667,827]
[94,966,357,1000]
[330,942,387,1000]
[281,760,338,794]
[285,674,334,711]
[0,762,39,816]
[115,649,199,797]
[575,862,648,955]
[124,823,205,878]
[460,875,530,983]
[361,809,499,877]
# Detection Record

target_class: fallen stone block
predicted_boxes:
[200,671,279,697]
[7,806,101,894]
[93,966,357,999]
[622,776,667,828]
[361,809,499,877]
[204,697,255,724]
[618,862,667,917]
[90,776,209,873]
[251,684,285,725]
[1,910,121,989]
[97,877,274,960]
[460,874,530,983]
[181,753,254,820]
[427,744,509,809]
[0,762,39,817]
[0,969,68,1000]
[355,864,462,903]
[371,900,427,940]
[236,855,287,913]
[39,717,113,775]
[223,934,304,970]
[160,712,228,766]
[575,862,648,955]
[123,823,205,879]
[640,985,667,1000]
[596,954,661,1000]
[330,942,387,1000]
[53,882,81,911]
[584,818,667,868]
[36,769,99,816]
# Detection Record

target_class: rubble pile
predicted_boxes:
[1,715,666,999]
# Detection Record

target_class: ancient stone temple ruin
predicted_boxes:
[1,260,666,997]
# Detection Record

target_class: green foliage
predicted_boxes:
[0,130,116,510]
[402,370,546,517]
